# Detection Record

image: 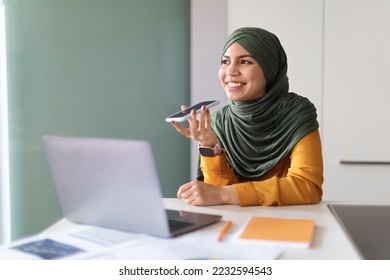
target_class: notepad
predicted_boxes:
[237,216,315,248]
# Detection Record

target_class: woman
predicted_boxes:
[171,27,323,206]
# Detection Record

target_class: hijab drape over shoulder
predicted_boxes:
[210,27,319,180]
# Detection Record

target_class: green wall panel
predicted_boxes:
[6,0,190,240]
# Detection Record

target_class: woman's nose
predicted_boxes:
[226,63,239,76]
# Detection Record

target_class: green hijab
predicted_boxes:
[205,27,319,180]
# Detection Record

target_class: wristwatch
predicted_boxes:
[198,143,221,157]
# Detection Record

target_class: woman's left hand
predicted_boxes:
[177,180,239,206]
[171,105,218,147]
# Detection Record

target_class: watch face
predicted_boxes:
[199,147,214,157]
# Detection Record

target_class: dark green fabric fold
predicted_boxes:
[200,27,319,180]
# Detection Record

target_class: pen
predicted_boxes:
[217,220,232,241]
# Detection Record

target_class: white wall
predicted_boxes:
[190,0,227,178]
[322,0,390,203]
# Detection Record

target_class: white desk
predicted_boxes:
[45,199,361,260]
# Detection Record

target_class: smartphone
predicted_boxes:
[165,100,220,122]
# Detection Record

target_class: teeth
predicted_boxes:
[227,82,244,87]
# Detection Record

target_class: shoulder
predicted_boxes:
[293,129,322,153]
[285,92,316,108]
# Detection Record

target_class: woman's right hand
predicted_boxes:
[171,105,218,147]
[177,180,239,206]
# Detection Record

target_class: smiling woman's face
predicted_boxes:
[219,42,267,102]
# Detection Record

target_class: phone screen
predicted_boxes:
[165,100,219,122]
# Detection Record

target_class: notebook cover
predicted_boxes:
[238,216,315,248]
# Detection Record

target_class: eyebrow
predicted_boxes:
[222,55,254,59]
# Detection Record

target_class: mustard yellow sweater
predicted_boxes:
[200,130,324,206]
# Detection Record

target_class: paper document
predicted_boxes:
[0,225,284,260]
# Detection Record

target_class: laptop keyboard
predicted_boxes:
[168,219,194,232]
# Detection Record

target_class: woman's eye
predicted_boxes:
[221,59,230,65]
[241,60,252,65]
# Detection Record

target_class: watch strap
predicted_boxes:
[198,143,221,157]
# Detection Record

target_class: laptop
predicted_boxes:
[328,204,390,259]
[43,135,222,238]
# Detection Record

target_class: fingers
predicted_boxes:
[177,181,222,206]
[188,109,199,138]
[177,181,201,206]
[177,181,193,199]
[171,121,190,138]
[199,106,206,135]
[188,106,211,142]
[170,105,215,144]
[204,106,212,130]
[170,105,197,139]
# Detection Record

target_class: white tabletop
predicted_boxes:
[166,199,361,260]
[45,198,361,260]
